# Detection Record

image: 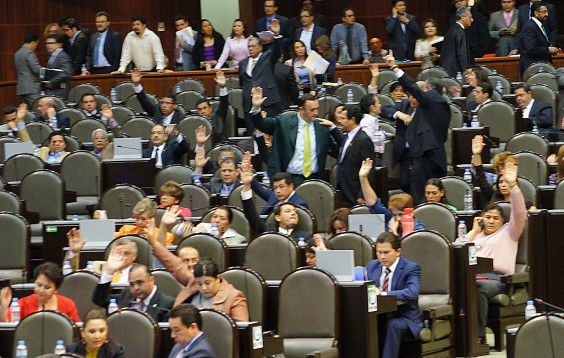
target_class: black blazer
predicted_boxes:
[142,137,189,168]
[33,113,70,130]
[294,26,327,54]
[136,89,184,125]
[86,29,123,72]
[92,281,174,322]
[193,31,226,69]
[518,18,553,75]
[381,99,411,165]
[440,23,473,77]
[255,14,294,53]
[67,341,125,358]
[448,7,490,58]
[518,2,558,45]
[274,61,298,111]
[67,31,89,75]
[384,14,422,61]
[528,100,553,128]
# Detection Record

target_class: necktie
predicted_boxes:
[382,267,391,292]
[111,269,122,283]
[541,26,549,43]
[152,147,159,159]
[251,59,257,71]
[339,133,349,163]
[346,26,353,57]
[504,12,511,27]
[303,122,312,177]
[93,33,102,66]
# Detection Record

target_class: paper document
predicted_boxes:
[304,51,330,75]
[176,27,195,46]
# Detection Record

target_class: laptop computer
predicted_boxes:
[348,214,386,241]
[316,250,355,282]
[113,138,143,159]
[4,142,35,162]
[79,219,116,249]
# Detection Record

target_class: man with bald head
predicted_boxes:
[368,37,388,63]
[33,97,70,129]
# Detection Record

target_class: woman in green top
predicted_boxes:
[424,178,457,211]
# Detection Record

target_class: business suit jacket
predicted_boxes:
[528,100,553,128]
[273,60,298,111]
[14,45,41,96]
[210,94,228,141]
[33,113,70,130]
[67,31,89,75]
[142,137,189,168]
[185,278,249,322]
[335,128,376,205]
[518,2,558,45]
[255,14,294,53]
[92,282,175,322]
[86,29,123,73]
[440,23,473,77]
[488,9,519,56]
[250,111,339,181]
[519,18,553,76]
[169,334,216,358]
[203,177,240,195]
[45,50,72,101]
[448,7,490,58]
[366,257,424,344]
[290,13,327,30]
[294,25,327,54]
[136,89,184,125]
[381,98,412,165]
[250,178,307,215]
[384,14,422,61]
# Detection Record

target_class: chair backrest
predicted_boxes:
[449,102,464,128]
[349,204,372,215]
[265,204,316,234]
[328,232,375,266]
[114,82,136,102]
[150,269,184,298]
[439,176,473,211]
[318,95,343,119]
[174,78,206,93]
[99,184,145,219]
[210,101,237,137]
[514,151,548,186]
[3,153,44,182]
[0,137,20,162]
[227,88,244,120]
[517,176,539,207]
[62,135,82,152]
[488,74,512,95]
[377,70,398,90]
[121,116,156,140]
[245,232,299,280]
[57,270,100,320]
[379,121,396,134]
[214,76,240,96]
[221,267,266,323]
[0,212,29,271]
[506,132,549,158]
[177,116,213,151]
[176,90,205,111]
[554,180,564,209]
[413,202,458,242]
[441,77,462,98]
[70,118,106,143]
[530,84,557,125]
[58,107,87,126]
[207,144,244,164]
[295,180,335,233]
[104,234,154,268]
[107,309,158,358]
[523,61,556,81]
[20,169,65,220]
[110,105,136,126]
[200,309,238,358]
[526,72,558,92]
[94,94,113,108]
[334,82,367,103]
[154,165,193,192]
[60,150,102,197]
[0,190,22,214]
[227,185,267,217]
[26,122,53,145]
[201,206,250,241]
[177,233,229,272]
[416,66,449,81]
[14,310,76,358]
[515,314,564,358]
[30,95,66,113]
[375,93,395,107]
[401,230,453,310]
[180,184,211,217]
[124,92,159,115]
[477,100,516,143]
[379,80,397,96]
[68,83,101,103]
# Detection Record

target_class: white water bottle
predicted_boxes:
[374,129,385,154]
[110,88,117,103]
[15,340,27,357]
[298,237,307,248]
[62,260,72,275]
[11,298,20,323]
[86,260,94,272]
[496,80,503,94]
[210,223,220,237]
[346,88,354,103]
[54,340,66,354]
[463,168,472,184]
[456,72,463,83]
[108,298,119,314]
[464,190,473,211]
[525,300,537,320]
[532,125,539,134]
[176,85,182,94]
[262,173,271,187]
[457,220,467,242]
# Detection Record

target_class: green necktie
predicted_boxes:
[303,122,312,177]
[541,25,549,43]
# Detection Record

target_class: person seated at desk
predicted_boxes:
[305,234,333,267]
[366,232,424,358]
[67,308,125,358]
[467,82,493,113]
[173,205,246,245]
[547,145,564,183]
[142,124,189,169]
[456,161,527,345]
[91,105,122,160]
[423,178,456,211]
[168,304,217,358]
[194,70,229,142]
[0,262,81,322]
[328,207,350,236]
[39,131,70,163]
[515,83,553,136]
[359,158,424,238]
[192,142,237,176]
[250,170,307,216]
[192,155,240,196]
[92,262,174,323]
[33,96,70,130]
[1,104,32,142]
[117,198,174,245]
[80,93,103,120]
[158,180,192,219]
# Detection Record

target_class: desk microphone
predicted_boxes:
[535,298,564,313]
[116,144,142,150]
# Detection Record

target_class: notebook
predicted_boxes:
[316,250,355,282]
[113,138,142,159]
[348,214,386,241]
[79,219,116,249]
[4,142,35,162]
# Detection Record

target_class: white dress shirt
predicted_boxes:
[118,28,165,72]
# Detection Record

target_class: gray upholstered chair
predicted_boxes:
[375,93,395,107]
[70,118,106,143]
[349,204,372,215]
[200,309,238,358]
[514,314,564,358]
[58,270,100,320]
[114,81,136,103]
[14,310,77,358]
[176,90,205,111]
[0,212,29,283]
[400,230,455,356]
[57,107,87,126]
[174,78,206,94]
[377,70,398,90]
[318,95,343,119]
[214,76,240,96]
[278,267,339,358]
[222,267,266,324]
[124,92,159,115]
[379,80,397,96]
[25,122,53,145]
[328,232,375,266]
[514,151,548,186]
[477,100,516,143]
[526,72,558,92]
[20,169,65,221]
[61,150,102,216]
[227,185,267,222]
[121,116,156,140]
[99,184,145,219]
[416,66,449,81]
[176,233,229,272]
[227,88,244,120]
[107,308,158,358]
[150,269,184,298]
[180,184,211,217]
[104,234,154,269]
[207,144,244,164]
[334,82,367,103]
[154,165,194,192]
[0,190,22,214]
[522,61,556,80]
[488,73,512,95]
[201,206,250,241]
[554,180,564,209]
[68,83,101,104]
[449,102,464,128]
[517,176,539,207]
[110,105,136,126]
[245,232,299,280]
[177,116,213,152]
[414,202,458,242]
[265,205,317,235]
[505,132,549,159]
[3,153,44,182]
[295,180,335,234]
[440,176,473,211]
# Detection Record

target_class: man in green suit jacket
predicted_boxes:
[250,90,339,185]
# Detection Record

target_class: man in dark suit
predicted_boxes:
[441,7,474,78]
[195,70,229,141]
[192,157,240,195]
[43,34,72,101]
[61,18,89,75]
[366,232,424,358]
[488,0,519,57]
[33,97,70,129]
[384,0,422,61]
[93,263,174,322]
[86,11,122,74]
[250,91,339,185]
[274,58,299,111]
[168,304,216,358]
[517,0,558,46]
[294,8,326,54]
[14,34,41,107]
[131,69,184,125]
[518,2,559,77]
[143,124,189,169]
[515,83,554,135]
[256,0,293,55]
[386,51,450,204]
[290,0,327,30]
[449,0,490,59]
[250,171,307,215]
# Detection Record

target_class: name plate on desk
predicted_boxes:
[468,245,477,265]
[252,325,263,349]
[367,284,378,312]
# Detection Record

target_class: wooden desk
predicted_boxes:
[101,158,156,192]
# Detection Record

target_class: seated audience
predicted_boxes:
[66,309,125,357]
[467,82,493,113]
[168,304,217,358]
[194,70,229,142]
[192,156,240,195]
[132,69,184,125]
[515,84,553,137]
[0,262,81,322]
[118,198,174,245]
[33,97,70,129]
[1,104,32,142]
[305,235,333,267]
[39,131,69,163]
[158,180,192,219]
[174,205,246,245]
[328,207,350,236]
[142,124,189,169]
[80,93,102,119]
[424,178,456,211]
[193,19,225,70]
[249,168,307,215]
[91,128,114,159]
[215,19,250,70]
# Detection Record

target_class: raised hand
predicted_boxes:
[269,19,280,35]
[214,70,226,87]
[385,50,396,68]
[471,135,485,155]
[106,247,127,274]
[317,118,334,127]
[359,158,373,178]
[239,168,256,186]
[131,68,143,85]
[369,63,380,79]
[67,228,86,254]
[100,104,114,121]
[502,161,518,186]
[194,147,210,168]
[251,87,267,110]
[195,125,211,146]
[162,206,182,226]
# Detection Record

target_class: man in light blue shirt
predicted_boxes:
[330,8,370,64]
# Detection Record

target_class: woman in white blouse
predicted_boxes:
[215,19,251,70]
[414,18,444,70]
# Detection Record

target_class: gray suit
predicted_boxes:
[14,44,41,106]
[488,9,519,56]
[45,49,72,101]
